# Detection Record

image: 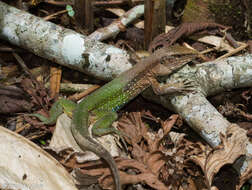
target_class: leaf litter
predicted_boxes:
[64,108,209,190]
[1,1,252,189]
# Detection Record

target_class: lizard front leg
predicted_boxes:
[150,77,193,95]
[150,55,195,95]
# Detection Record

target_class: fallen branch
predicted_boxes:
[143,54,252,185]
[89,5,144,41]
[0,1,131,81]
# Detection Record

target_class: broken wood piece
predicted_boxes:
[49,66,62,98]
[242,0,252,39]
[74,0,94,33]
[144,0,166,49]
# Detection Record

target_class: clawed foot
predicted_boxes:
[179,78,197,93]
[152,78,196,95]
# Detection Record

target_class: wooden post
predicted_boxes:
[144,0,166,49]
[244,0,252,38]
[74,0,94,33]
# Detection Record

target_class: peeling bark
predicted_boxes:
[0,1,131,81]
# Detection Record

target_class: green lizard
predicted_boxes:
[31,45,196,190]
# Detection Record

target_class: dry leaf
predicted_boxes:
[190,124,248,188]
[0,126,76,190]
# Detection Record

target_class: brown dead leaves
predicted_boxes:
[0,84,32,114]
[71,111,194,190]
[105,111,176,189]
[189,124,249,189]
[66,112,251,190]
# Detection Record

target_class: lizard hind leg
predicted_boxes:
[71,109,121,189]
[29,100,64,125]
[92,111,119,136]
[43,99,76,124]
[71,125,121,190]
[29,99,76,125]
[92,111,130,139]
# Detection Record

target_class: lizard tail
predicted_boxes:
[71,128,121,190]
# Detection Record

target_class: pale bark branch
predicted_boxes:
[0,1,131,81]
[89,5,144,41]
[143,54,252,178]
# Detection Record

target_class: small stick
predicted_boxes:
[44,0,144,7]
[216,43,248,60]
[49,66,62,98]
[43,10,67,21]
[68,85,100,101]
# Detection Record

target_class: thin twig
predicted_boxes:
[44,0,144,7]
[12,52,32,76]
[43,9,67,21]
[216,43,248,60]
